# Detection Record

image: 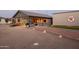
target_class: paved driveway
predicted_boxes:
[0,25,79,49]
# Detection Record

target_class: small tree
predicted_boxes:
[0,19,1,22]
[5,18,9,23]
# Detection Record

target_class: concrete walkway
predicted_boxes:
[35,26,79,40]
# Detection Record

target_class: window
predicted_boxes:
[18,19,20,22]
[43,20,46,22]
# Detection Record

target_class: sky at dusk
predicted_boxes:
[0,10,70,18]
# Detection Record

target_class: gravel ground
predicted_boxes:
[0,25,79,49]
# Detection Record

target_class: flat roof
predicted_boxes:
[53,10,79,14]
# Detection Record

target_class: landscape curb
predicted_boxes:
[34,27,79,41]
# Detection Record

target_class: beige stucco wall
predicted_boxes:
[53,12,79,26]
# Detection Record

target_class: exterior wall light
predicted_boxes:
[68,16,75,22]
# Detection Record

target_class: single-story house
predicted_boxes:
[53,10,79,26]
[12,10,52,26]
[0,17,12,24]
[0,17,6,24]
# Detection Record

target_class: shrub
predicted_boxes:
[51,25,79,30]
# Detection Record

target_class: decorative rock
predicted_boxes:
[33,28,35,30]
[33,43,39,46]
[43,30,47,33]
[59,35,63,38]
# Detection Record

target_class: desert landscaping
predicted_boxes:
[0,24,79,49]
[0,10,79,49]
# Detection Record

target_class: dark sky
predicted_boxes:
[0,10,69,18]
